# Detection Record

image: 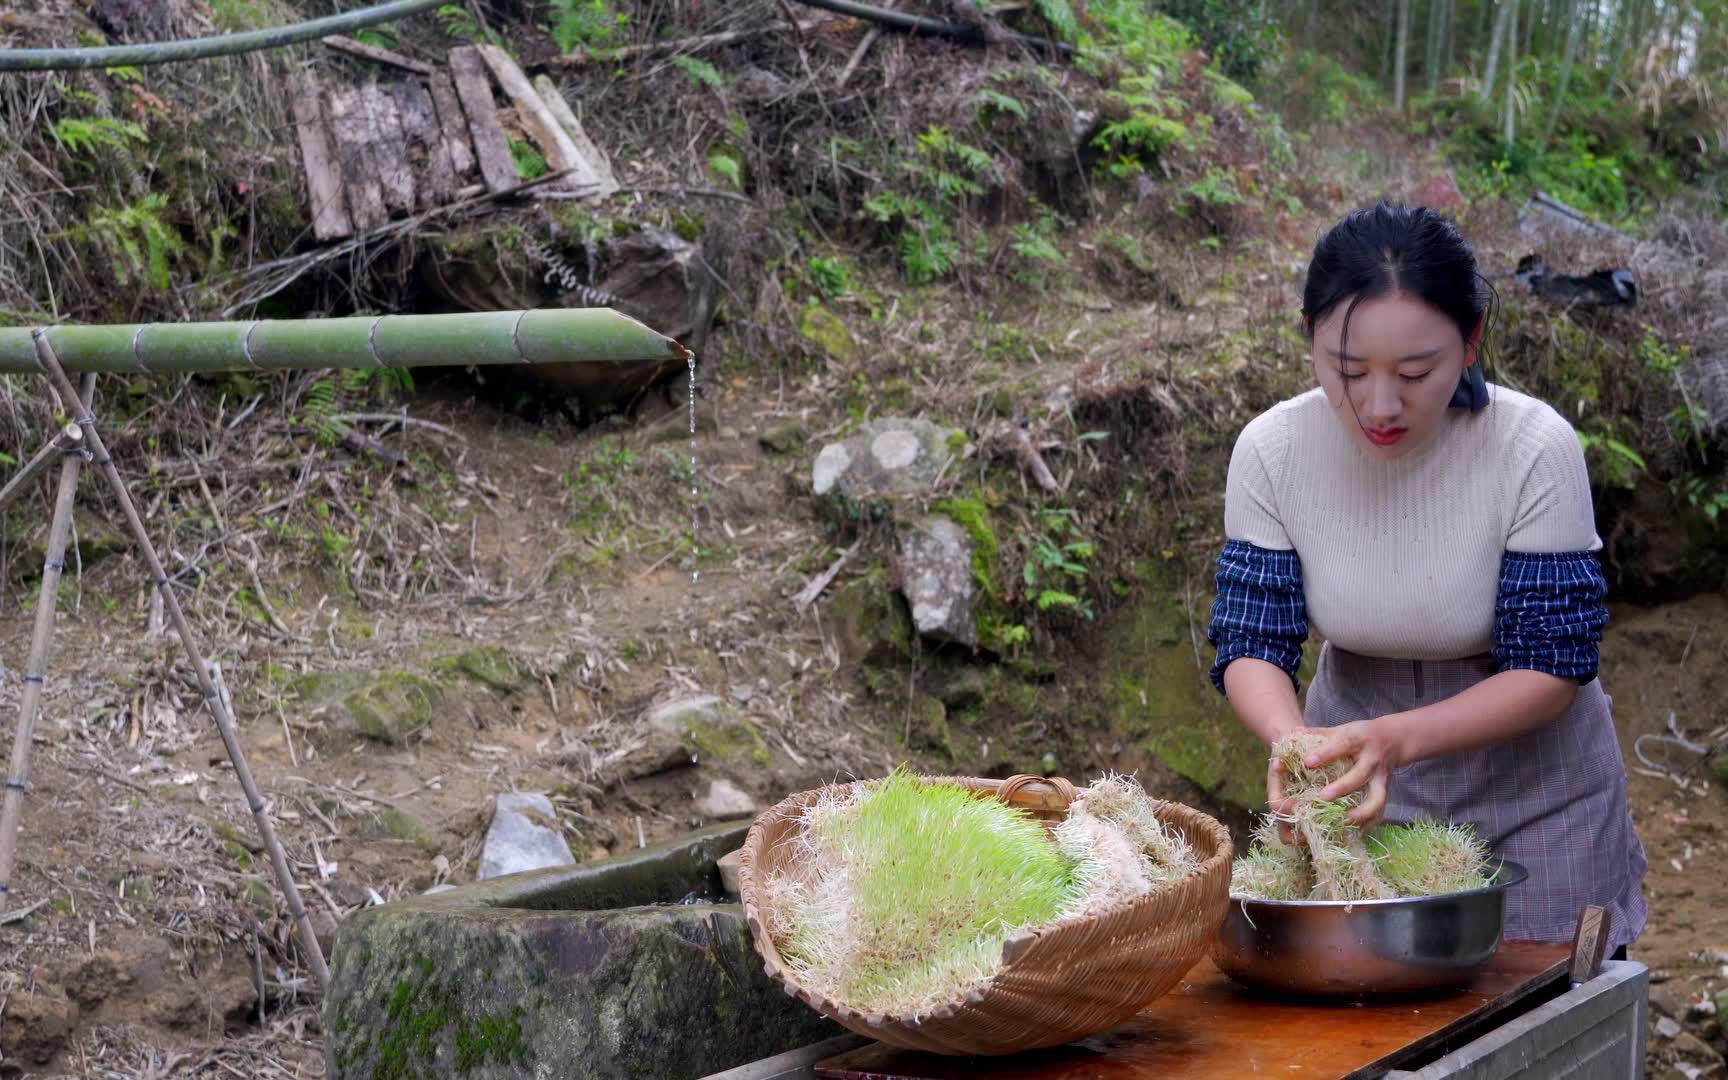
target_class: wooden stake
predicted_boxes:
[0,423,80,514]
[0,427,83,913]
[532,74,617,198]
[287,72,354,241]
[320,33,433,75]
[30,333,330,987]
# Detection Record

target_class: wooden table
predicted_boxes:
[813,941,1571,1080]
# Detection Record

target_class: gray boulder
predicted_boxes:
[478,793,575,881]
[811,417,963,501]
[898,515,977,646]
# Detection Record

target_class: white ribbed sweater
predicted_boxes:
[1223,384,1602,661]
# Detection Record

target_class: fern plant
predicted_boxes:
[78,194,184,293]
[51,116,146,164]
[549,0,627,52]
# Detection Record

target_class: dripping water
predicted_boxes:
[688,353,699,584]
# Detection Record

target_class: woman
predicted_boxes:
[1206,202,1648,955]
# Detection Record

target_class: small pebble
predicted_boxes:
[1655,1016,1683,1040]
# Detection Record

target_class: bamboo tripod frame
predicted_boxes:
[0,332,330,986]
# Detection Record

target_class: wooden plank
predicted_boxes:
[391,78,456,209]
[321,84,387,231]
[321,33,434,76]
[814,943,1572,1080]
[425,69,476,181]
[447,45,518,195]
[532,73,618,198]
[474,43,588,192]
[358,79,415,216]
[286,72,352,241]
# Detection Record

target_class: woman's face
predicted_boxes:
[1309,290,1478,459]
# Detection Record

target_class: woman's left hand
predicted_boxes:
[1304,716,1406,828]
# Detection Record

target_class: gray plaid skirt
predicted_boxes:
[1305,643,1649,951]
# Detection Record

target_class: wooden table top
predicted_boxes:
[814,941,1571,1080]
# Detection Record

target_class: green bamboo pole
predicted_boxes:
[0,431,83,913]
[0,0,441,71]
[0,309,689,375]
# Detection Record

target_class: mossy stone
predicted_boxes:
[344,672,440,744]
[438,647,526,694]
[798,303,857,364]
[361,809,439,852]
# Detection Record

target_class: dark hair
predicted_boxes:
[1301,202,1493,383]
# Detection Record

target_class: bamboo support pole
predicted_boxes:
[0,425,81,514]
[0,428,85,910]
[30,332,330,986]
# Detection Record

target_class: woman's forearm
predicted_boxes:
[1382,669,1579,765]
[1222,658,1306,746]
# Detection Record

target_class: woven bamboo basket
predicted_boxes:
[735,773,1233,1056]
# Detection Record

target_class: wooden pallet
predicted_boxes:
[288,40,617,242]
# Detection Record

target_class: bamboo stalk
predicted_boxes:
[0,431,84,913]
[31,333,331,987]
[0,309,688,375]
[0,424,80,514]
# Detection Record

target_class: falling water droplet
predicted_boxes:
[688,353,699,585]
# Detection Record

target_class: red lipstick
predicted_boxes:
[1365,427,1406,447]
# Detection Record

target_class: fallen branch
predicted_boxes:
[837,0,895,89]
[793,539,862,610]
[0,898,47,925]
[545,21,824,68]
[1013,427,1061,493]
[321,33,433,75]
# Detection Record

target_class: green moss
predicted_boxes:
[372,955,528,1080]
[684,714,770,763]
[434,646,525,693]
[932,496,1000,596]
[360,809,438,852]
[345,672,439,744]
[798,303,858,363]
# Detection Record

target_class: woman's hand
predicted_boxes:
[1302,716,1407,828]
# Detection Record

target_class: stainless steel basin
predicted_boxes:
[1211,860,1530,997]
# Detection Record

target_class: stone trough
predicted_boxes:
[322,821,838,1078]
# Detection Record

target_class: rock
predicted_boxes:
[717,849,741,896]
[1654,985,1688,1019]
[0,983,77,1065]
[828,570,913,669]
[619,695,771,780]
[758,420,805,455]
[898,514,977,645]
[1673,1032,1727,1071]
[798,303,857,364]
[695,779,757,821]
[810,417,963,501]
[437,646,525,694]
[905,693,954,759]
[322,822,837,1078]
[929,665,987,710]
[310,909,341,956]
[1657,1016,1684,1040]
[360,809,439,852]
[423,882,458,896]
[479,793,575,881]
[295,669,443,745]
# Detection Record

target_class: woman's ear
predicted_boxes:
[1463,314,1486,367]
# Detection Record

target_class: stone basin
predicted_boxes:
[322,821,838,1078]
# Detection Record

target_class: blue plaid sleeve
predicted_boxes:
[1493,551,1609,684]
[1206,539,1307,695]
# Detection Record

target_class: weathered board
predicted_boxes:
[321,84,388,230]
[475,43,585,191]
[448,45,520,195]
[425,69,477,180]
[286,71,352,241]
[391,78,456,209]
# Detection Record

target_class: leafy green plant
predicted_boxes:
[437,4,488,43]
[548,0,627,51]
[708,149,743,190]
[807,256,852,299]
[51,116,146,162]
[77,194,184,293]
[1577,429,1648,491]
[353,28,399,49]
[1030,0,1079,42]
[1021,507,1096,618]
[672,55,724,89]
[509,139,549,180]
[977,88,1028,121]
